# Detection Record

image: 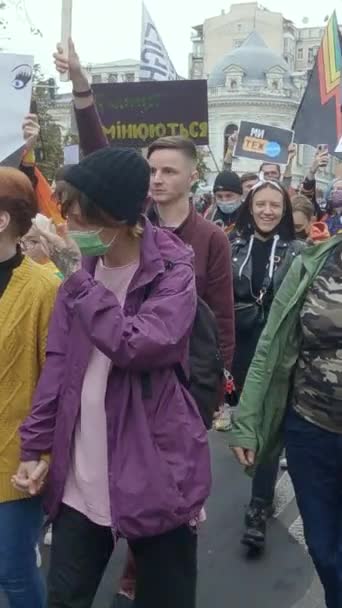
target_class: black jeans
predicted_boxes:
[48,505,197,608]
[285,408,342,608]
[234,382,279,508]
[251,459,279,506]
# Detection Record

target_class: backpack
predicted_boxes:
[177,296,224,429]
[142,262,224,430]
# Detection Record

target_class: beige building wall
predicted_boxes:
[203,3,284,77]
[189,4,336,80]
[294,27,324,72]
[85,59,140,84]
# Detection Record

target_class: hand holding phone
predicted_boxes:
[309,146,329,176]
[316,145,329,168]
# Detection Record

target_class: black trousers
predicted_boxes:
[48,505,197,608]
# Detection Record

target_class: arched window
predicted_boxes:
[230,79,237,90]
[272,80,278,90]
[224,123,238,158]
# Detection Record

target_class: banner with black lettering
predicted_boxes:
[140,3,177,81]
[234,121,293,164]
[92,79,209,146]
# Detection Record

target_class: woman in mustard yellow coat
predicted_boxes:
[0,167,60,607]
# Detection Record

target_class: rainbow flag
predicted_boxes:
[293,12,342,156]
[34,167,64,225]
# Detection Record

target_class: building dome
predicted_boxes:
[208,31,291,88]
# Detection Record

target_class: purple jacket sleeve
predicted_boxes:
[63,262,197,371]
[75,103,108,156]
[20,296,70,462]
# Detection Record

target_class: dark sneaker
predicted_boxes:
[111,594,134,608]
[244,499,275,525]
[242,499,271,550]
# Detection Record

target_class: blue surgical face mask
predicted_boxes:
[216,200,241,215]
[68,228,118,256]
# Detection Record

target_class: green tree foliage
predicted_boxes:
[0,1,8,39]
[63,131,79,147]
[32,65,63,182]
[197,147,210,182]
[0,1,42,37]
[192,147,210,193]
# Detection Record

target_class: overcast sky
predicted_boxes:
[3,0,342,80]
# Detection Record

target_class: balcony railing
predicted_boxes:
[191,32,203,42]
[208,84,301,100]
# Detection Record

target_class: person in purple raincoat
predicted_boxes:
[13,146,211,608]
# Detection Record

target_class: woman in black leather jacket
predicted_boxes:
[230,180,305,552]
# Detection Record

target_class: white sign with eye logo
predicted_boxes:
[0,53,34,164]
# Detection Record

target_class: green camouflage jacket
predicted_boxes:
[229,235,342,469]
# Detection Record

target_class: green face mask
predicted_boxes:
[69,229,117,257]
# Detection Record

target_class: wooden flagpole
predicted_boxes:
[60,0,73,82]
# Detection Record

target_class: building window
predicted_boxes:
[230,79,237,90]
[92,74,102,84]
[233,39,242,48]
[237,23,242,31]
[193,64,202,77]
[272,80,279,90]
[108,73,118,82]
[193,43,203,58]
[308,46,319,64]
[124,72,135,82]
[297,47,303,60]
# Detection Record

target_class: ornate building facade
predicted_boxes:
[205,31,336,188]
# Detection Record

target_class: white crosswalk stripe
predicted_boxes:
[289,516,307,550]
[274,471,296,518]
[274,471,307,551]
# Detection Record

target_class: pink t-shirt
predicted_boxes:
[63,257,139,526]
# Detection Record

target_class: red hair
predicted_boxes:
[0,167,38,237]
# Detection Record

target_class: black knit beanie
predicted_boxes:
[64,147,150,225]
[213,171,242,195]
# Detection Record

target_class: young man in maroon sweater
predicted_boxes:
[55,41,235,607]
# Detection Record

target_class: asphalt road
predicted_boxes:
[0,432,324,608]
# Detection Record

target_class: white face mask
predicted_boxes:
[216,200,241,215]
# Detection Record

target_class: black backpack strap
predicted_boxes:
[174,362,190,389]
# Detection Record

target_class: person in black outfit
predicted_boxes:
[230,180,305,551]
[205,171,243,234]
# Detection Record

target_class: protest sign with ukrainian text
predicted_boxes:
[93,80,209,147]
[234,121,293,165]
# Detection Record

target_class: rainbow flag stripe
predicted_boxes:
[318,12,341,103]
[292,11,342,151]
[317,12,342,140]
